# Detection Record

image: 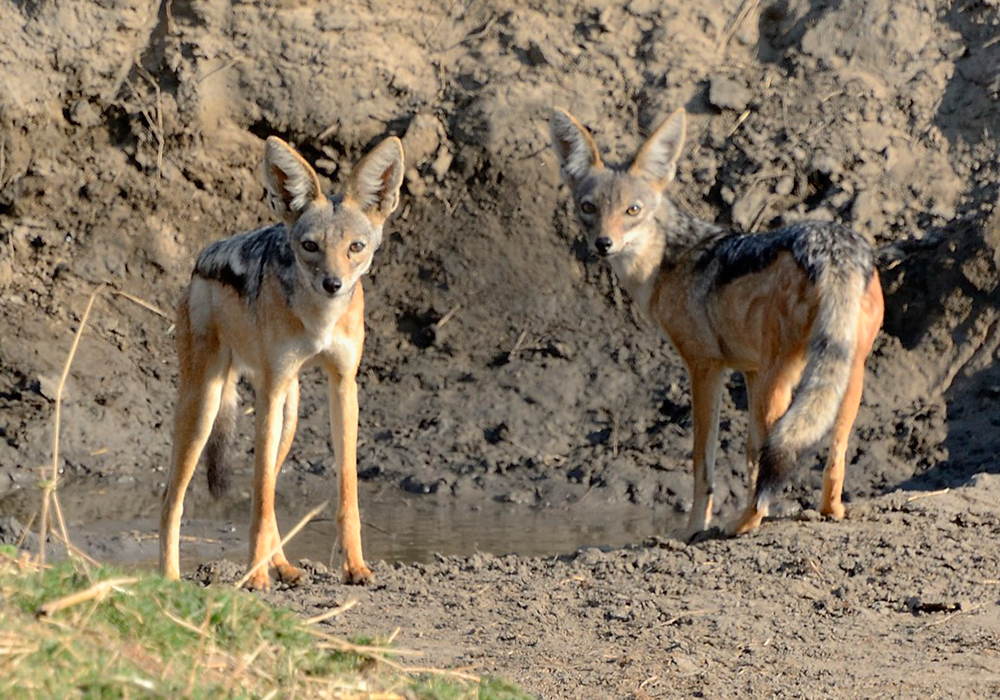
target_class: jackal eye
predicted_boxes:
[349,241,366,254]
[301,240,319,253]
[580,201,597,215]
[625,203,642,216]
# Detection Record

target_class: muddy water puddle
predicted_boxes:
[66,496,685,572]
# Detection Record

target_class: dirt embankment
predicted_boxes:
[1,0,999,696]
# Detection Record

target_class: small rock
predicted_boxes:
[68,100,102,128]
[542,339,575,360]
[731,185,769,230]
[400,474,439,494]
[430,149,453,180]
[0,259,13,290]
[627,0,661,14]
[313,158,339,176]
[405,167,427,196]
[401,113,443,168]
[775,176,795,196]
[193,560,243,585]
[576,547,606,566]
[37,374,61,401]
[708,76,751,112]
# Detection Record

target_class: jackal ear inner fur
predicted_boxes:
[629,108,686,190]
[263,136,324,221]
[550,109,604,186]
[345,136,405,224]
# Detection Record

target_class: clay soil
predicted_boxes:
[1,0,999,697]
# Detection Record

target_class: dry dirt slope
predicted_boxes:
[0,0,998,561]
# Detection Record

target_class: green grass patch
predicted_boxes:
[0,553,533,699]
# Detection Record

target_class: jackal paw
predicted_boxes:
[275,562,304,585]
[343,563,374,585]
[243,570,271,591]
[728,508,765,536]
[673,524,708,543]
[820,501,846,520]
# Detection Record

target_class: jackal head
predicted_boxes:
[263,135,404,298]
[550,108,686,258]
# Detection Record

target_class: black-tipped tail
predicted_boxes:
[206,372,238,499]
[754,437,797,509]
[750,265,869,508]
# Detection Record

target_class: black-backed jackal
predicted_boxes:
[159,135,404,588]
[551,107,884,538]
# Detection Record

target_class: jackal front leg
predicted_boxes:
[328,368,372,585]
[677,363,724,541]
[245,374,290,590]
[268,378,303,584]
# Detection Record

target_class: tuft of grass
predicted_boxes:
[0,554,533,699]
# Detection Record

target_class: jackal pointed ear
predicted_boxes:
[630,108,686,190]
[263,136,324,222]
[550,109,603,186]
[345,136,405,225]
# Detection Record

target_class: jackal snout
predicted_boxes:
[289,212,380,298]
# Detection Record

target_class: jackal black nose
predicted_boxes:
[322,276,342,295]
[595,237,613,256]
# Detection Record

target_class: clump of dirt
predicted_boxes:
[1,0,999,693]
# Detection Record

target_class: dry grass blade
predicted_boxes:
[40,283,105,568]
[160,607,210,636]
[47,524,100,569]
[905,488,950,503]
[310,634,422,658]
[435,304,462,329]
[234,501,329,588]
[304,599,359,625]
[36,577,138,617]
[112,289,172,321]
[717,0,760,56]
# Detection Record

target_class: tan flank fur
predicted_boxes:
[160,135,405,588]
[551,107,884,538]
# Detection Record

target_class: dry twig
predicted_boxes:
[905,488,950,503]
[304,599,359,626]
[716,0,761,56]
[36,577,138,617]
[40,284,105,568]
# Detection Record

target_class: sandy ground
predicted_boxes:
[1,0,999,697]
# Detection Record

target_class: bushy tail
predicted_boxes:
[753,268,866,507]
[206,369,238,499]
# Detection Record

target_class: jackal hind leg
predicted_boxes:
[730,357,801,536]
[743,371,762,495]
[159,353,229,581]
[820,352,867,520]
